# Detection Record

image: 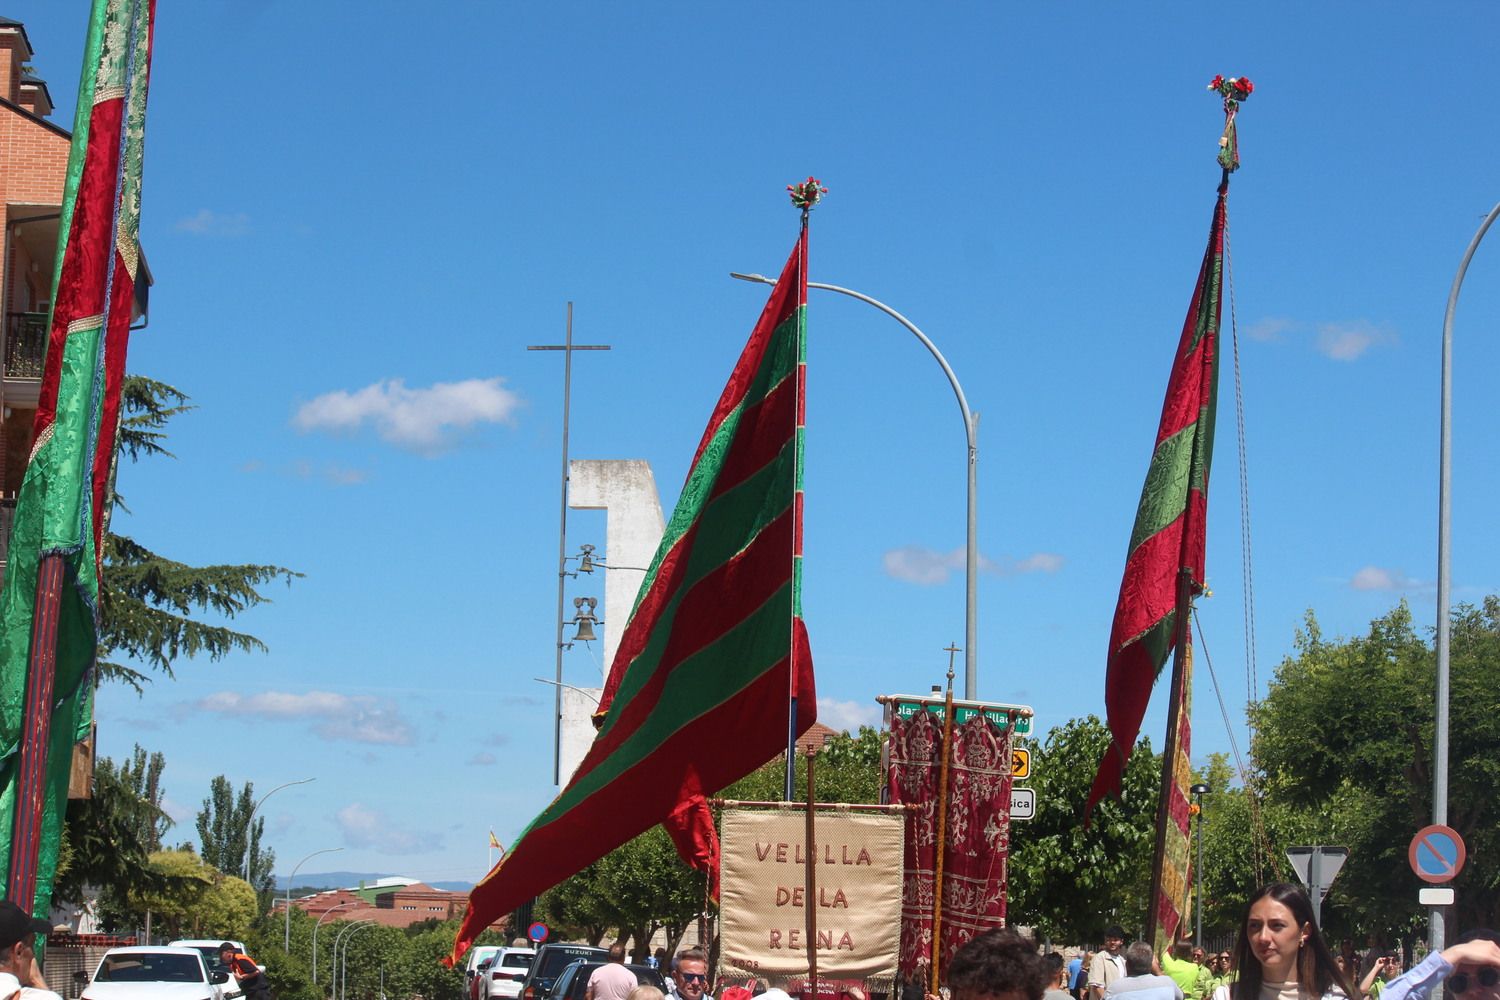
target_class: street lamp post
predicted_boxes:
[1432,200,1500,959]
[312,902,359,985]
[331,920,374,1000]
[341,922,378,1000]
[285,848,343,952]
[732,272,981,698]
[243,777,315,881]
[1191,782,1210,947]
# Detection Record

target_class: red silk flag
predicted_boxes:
[0,0,157,914]
[1085,183,1226,821]
[449,229,816,964]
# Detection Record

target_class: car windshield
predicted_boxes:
[96,954,204,984]
[184,946,230,973]
[503,954,533,968]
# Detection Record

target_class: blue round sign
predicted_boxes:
[1409,824,1466,884]
[527,921,549,943]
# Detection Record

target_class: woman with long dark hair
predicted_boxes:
[1213,884,1353,1000]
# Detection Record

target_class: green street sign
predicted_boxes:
[888,695,1033,736]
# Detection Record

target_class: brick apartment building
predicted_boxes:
[274,879,495,931]
[0,14,149,583]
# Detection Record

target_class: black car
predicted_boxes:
[519,944,608,1000]
[548,962,668,1000]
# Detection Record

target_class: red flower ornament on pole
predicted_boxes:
[1207,74,1254,172]
[787,176,828,214]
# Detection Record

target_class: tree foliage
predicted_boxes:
[196,775,276,894]
[100,375,299,690]
[125,848,256,940]
[1005,715,1160,942]
[54,747,172,911]
[1248,599,1500,936]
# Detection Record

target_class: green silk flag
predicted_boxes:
[450,227,816,964]
[0,0,156,915]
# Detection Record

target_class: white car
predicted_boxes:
[168,939,254,1000]
[80,946,232,1000]
[483,947,537,1000]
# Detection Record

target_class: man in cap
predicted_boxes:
[0,901,60,1000]
[218,942,271,1000]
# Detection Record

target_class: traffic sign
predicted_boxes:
[888,695,1033,735]
[1009,786,1036,821]
[1287,845,1347,926]
[527,921,549,943]
[1011,748,1030,779]
[1409,825,1466,884]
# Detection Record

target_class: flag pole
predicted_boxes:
[929,644,959,997]
[6,554,66,905]
[783,177,821,802]
[804,747,819,1000]
[1145,568,1193,951]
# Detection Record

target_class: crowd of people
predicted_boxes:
[952,884,1500,1000]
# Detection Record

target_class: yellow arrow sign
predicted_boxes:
[1011,747,1030,779]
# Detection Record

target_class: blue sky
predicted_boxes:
[10,2,1499,887]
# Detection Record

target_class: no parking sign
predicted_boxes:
[1408,824,1466,884]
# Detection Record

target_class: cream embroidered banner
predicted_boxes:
[719,808,903,984]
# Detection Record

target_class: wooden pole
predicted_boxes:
[1145,568,1193,952]
[805,749,818,1000]
[6,552,65,907]
[929,645,960,997]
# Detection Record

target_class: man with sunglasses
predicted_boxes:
[671,949,711,1000]
[1377,931,1500,1000]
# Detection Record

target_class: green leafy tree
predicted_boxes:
[124,848,255,939]
[54,748,171,916]
[196,775,276,894]
[1249,599,1500,938]
[100,375,299,690]
[1005,715,1161,941]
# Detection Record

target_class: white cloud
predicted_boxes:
[883,546,1065,586]
[1350,565,1426,591]
[293,377,522,454]
[816,698,881,733]
[336,803,443,855]
[291,460,370,486]
[1244,317,1396,361]
[1316,321,1395,361]
[194,690,416,745]
[175,209,250,237]
[1247,317,1296,342]
[483,733,511,747]
[159,794,193,824]
[468,752,497,767]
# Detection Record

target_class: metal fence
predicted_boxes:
[4,311,48,379]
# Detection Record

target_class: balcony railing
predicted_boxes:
[4,312,48,380]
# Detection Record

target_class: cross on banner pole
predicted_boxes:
[528,304,611,786]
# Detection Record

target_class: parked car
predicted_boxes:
[168,939,258,1000]
[78,946,232,1000]
[482,947,538,1000]
[466,947,503,1000]
[518,944,607,1000]
[547,962,667,1000]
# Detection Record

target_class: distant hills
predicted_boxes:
[274,870,474,893]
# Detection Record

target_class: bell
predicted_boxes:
[578,544,597,574]
[572,616,599,643]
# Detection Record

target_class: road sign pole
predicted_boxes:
[1309,850,1323,927]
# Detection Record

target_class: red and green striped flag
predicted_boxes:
[0,0,157,915]
[1085,181,1226,823]
[449,228,816,965]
